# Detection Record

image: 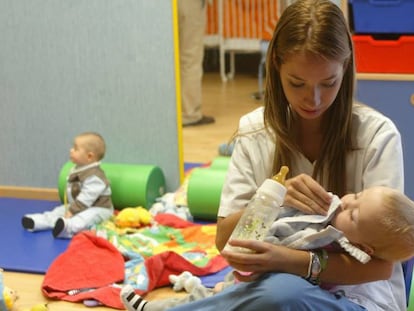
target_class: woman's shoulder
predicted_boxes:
[238,106,266,134]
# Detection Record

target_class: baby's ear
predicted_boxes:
[87,151,95,160]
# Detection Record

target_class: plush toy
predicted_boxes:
[169,271,201,293]
[1,285,18,311]
[0,267,17,311]
[1,269,49,311]
[115,206,152,228]
[1,286,47,311]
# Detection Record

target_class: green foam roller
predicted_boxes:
[187,167,228,220]
[58,161,166,210]
[409,270,414,311]
[209,156,231,171]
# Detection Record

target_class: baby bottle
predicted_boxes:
[224,166,289,253]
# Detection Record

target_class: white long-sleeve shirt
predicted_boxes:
[218,104,405,310]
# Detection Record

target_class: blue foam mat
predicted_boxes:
[1,196,228,284]
[1,163,203,274]
[200,266,232,288]
[0,198,69,274]
[184,162,203,172]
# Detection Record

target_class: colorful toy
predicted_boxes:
[115,206,152,228]
[1,286,18,311]
[1,268,17,311]
[1,268,49,311]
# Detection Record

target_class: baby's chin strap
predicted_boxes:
[337,236,371,264]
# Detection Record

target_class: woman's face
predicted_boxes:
[280,51,344,121]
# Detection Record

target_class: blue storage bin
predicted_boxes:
[349,0,414,34]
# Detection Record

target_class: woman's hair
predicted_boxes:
[78,132,106,160]
[264,0,355,196]
[372,189,414,262]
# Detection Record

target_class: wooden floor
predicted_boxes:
[183,72,261,163]
[4,72,260,310]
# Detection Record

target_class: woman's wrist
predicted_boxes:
[277,247,312,277]
[305,249,329,285]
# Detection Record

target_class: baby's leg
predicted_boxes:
[22,205,66,231]
[120,285,148,311]
[121,283,217,311]
[54,207,113,238]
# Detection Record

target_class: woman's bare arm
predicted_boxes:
[215,212,244,251]
[320,251,393,284]
[221,240,393,284]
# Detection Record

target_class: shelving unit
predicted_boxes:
[349,2,414,306]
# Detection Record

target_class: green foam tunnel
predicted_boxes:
[58,162,166,210]
[209,156,231,171]
[187,167,228,220]
[409,270,414,311]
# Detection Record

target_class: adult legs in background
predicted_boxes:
[179,0,214,127]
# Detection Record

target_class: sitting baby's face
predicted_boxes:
[330,186,387,256]
[70,136,97,166]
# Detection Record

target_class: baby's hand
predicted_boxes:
[65,211,73,218]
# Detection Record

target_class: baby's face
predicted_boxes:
[69,136,93,166]
[331,187,387,252]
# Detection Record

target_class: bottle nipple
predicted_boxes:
[272,166,289,185]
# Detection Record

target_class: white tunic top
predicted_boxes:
[218,104,406,311]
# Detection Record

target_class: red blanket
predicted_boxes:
[42,215,228,309]
[42,231,125,309]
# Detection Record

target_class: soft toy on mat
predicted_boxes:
[115,206,152,228]
[1,269,49,311]
[0,269,17,311]
[1,286,17,311]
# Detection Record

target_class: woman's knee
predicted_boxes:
[253,273,315,309]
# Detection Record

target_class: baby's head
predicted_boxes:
[332,186,414,262]
[70,132,106,166]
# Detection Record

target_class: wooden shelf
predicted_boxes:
[357,73,414,81]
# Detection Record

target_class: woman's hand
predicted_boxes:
[284,174,332,215]
[221,239,309,281]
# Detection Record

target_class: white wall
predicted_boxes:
[0,0,182,191]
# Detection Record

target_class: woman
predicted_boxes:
[122,0,405,310]
[215,0,405,309]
